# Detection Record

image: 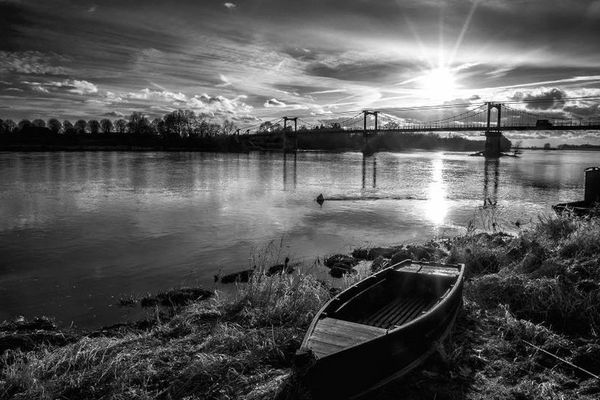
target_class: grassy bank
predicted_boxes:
[1,213,600,399]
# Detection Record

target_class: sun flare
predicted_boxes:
[419,67,458,102]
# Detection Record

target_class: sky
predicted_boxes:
[1,0,600,145]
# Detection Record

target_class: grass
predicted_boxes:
[2,213,600,399]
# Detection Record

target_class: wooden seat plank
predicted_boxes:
[307,318,386,358]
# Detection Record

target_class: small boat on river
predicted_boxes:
[295,259,465,399]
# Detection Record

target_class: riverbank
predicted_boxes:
[2,212,600,399]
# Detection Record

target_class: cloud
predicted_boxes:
[119,88,254,120]
[188,94,254,118]
[102,111,125,118]
[264,98,287,108]
[563,103,600,118]
[511,88,567,110]
[216,74,232,87]
[22,81,49,93]
[126,88,187,102]
[0,51,68,75]
[88,5,97,13]
[49,79,98,95]
[224,2,236,9]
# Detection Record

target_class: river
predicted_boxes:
[0,150,595,328]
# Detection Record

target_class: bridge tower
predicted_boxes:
[283,117,298,153]
[362,110,379,155]
[484,102,503,158]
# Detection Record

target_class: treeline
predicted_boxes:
[0,109,499,153]
[0,110,248,151]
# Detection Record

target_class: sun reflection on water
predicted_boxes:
[424,157,448,226]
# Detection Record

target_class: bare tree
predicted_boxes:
[74,120,87,134]
[18,119,32,131]
[63,120,75,134]
[100,119,113,134]
[88,120,100,134]
[127,112,150,134]
[115,119,127,134]
[3,119,16,134]
[47,119,62,134]
[222,119,236,135]
[163,110,189,137]
[32,119,46,128]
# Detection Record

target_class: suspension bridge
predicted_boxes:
[240,98,600,157]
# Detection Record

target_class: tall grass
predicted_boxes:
[0,266,332,400]
[3,213,600,400]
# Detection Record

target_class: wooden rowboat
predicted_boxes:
[295,259,465,399]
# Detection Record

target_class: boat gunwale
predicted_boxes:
[300,259,465,357]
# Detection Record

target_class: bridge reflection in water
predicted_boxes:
[282,152,506,229]
[283,152,297,190]
[362,154,377,189]
[483,159,500,207]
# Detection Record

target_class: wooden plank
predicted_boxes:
[395,264,459,277]
[395,298,434,326]
[373,297,417,328]
[317,318,386,337]
[307,318,386,358]
[312,322,385,342]
[382,297,423,328]
[379,298,421,328]
[363,297,404,326]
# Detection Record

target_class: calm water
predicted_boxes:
[0,150,596,328]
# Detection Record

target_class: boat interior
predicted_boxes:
[306,263,460,358]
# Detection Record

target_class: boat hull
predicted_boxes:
[296,260,464,399]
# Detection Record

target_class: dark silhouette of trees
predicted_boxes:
[222,120,236,135]
[74,120,87,134]
[88,120,100,134]
[127,112,151,135]
[47,119,62,134]
[0,119,13,134]
[115,119,127,134]
[32,119,46,128]
[163,110,189,137]
[100,119,113,134]
[1,108,492,154]
[63,120,75,135]
[6,119,16,133]
[18,120,32,131]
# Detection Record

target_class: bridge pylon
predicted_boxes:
[484,102,504,158]
[362,110,379,155]
[283,116,298,153]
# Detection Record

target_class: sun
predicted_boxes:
[418,67,458,102]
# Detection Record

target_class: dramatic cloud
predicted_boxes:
[50,80,99,95]
[0,0,599,144]
[264,98,287,108]
[511,88,567,110]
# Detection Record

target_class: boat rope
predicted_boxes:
[522,339,600,380]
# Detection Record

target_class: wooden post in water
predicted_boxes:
[584,167,600,204]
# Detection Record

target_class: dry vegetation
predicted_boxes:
[1,212,600,399]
